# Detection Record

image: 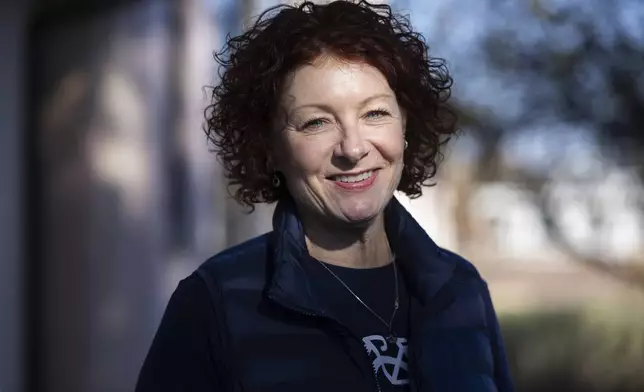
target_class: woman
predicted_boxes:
[136,1,514,391]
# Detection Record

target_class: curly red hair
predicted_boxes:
[205,0,457,208]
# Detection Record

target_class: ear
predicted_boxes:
[270,152,281,172]
[401,110,408,135]
[268,134,283,172]
[269,102,289,172]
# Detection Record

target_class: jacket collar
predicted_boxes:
[265,195,456,314]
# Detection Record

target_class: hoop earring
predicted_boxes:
[404,140,409,150]
[272,173,281,188]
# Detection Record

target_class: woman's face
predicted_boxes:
[274,56,406,228]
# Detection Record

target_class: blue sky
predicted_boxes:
[204,0,643,176]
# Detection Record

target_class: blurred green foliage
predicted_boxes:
[500,305,644,392]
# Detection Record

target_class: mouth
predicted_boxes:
[327,169,378,191]
[328,170,375,183]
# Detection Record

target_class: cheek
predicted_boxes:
[373,126,405,162]
[283,137,332,177]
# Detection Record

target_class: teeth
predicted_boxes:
[333,171,373,183]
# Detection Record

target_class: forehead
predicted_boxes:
[281,56,393,106]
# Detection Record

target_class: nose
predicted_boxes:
[334,123,369,164]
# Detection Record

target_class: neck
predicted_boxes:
[301,212,392,269]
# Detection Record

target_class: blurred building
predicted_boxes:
[2,0,271,391]
[1,3,30,392]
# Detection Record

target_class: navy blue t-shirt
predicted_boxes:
[304,258,412,391]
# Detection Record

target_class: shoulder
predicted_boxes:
[437,247,485,282]
[435,247,495,309]
[137,272,228,390]
[195,232,273,292]
[437,248,502,321]
[200,232,272,271]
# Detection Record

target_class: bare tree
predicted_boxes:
[457,0,644,288]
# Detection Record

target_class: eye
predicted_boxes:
[301,117,328,130]
[364,109,391,119]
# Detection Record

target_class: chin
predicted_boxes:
[337,203,384,227]
[342,213,375,225]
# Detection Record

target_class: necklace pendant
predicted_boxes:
[386,333,397,344]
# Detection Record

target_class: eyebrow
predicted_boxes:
[289,93,395,112]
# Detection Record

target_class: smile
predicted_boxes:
[328,170,378,191]
[330,170,374,183]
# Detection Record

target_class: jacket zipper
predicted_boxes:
[267,295,382,392]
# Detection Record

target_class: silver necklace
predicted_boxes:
[316,257,400,343]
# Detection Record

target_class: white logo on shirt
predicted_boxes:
[362,335,410,385]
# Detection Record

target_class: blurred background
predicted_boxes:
[1,0,643,391]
